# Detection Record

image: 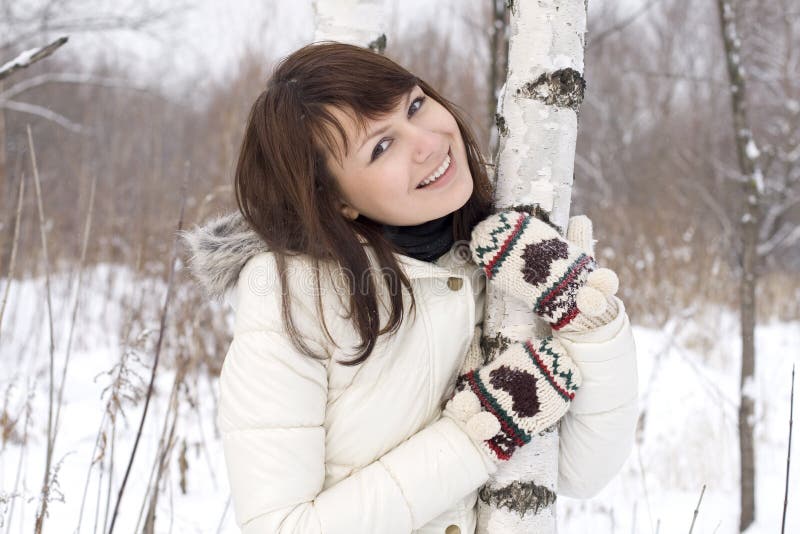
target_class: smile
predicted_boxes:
[416,149,454,189]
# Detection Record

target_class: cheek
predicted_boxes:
[342,166,405,211]
[434,106,459,132]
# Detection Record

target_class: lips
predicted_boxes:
[416,148,452,189]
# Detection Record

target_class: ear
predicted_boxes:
[340,204,359,221]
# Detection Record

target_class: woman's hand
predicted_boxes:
[469,210,619,332]
[443,335,581,462]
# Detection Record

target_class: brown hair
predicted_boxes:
[235,41,493,365]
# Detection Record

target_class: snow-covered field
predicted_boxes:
[0,265,797,533]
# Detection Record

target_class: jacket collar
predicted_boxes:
[180,211,473,301]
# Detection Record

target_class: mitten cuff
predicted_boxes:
[558,295,619,333]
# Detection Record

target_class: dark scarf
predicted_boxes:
[382,213,455,263]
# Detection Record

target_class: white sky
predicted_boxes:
[58,0,463,92]
[20,0,646,96]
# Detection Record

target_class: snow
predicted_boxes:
[0,47,39,75]
[559,308,800,533]
[0,265,233,532]
[742,373,757,401]
[752,168,766,195]
[746,139,761,160]
[1,266,798,533]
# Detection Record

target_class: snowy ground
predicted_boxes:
[0,265,797,533]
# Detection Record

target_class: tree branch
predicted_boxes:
[589,0,664,48]
[757,222,800,257]
[0,99,85,133]
[0,36,68,82]
[0,72,149,101]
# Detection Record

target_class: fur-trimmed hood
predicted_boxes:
[180,210,486,304]
[180,211,268,301]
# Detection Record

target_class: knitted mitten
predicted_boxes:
[470,210,619,332]
[443,335,581,462]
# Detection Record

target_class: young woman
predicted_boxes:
[184,42,638,534]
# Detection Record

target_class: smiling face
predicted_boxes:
[324,86,475,226]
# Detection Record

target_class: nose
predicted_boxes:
[409,124,440,164]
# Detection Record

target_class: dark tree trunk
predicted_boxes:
[715,0,761,530]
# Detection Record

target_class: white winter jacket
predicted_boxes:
[184,213,638,534]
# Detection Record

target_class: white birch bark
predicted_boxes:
[313,0,386,53]
[478,1,588,533]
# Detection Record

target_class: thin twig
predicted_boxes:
[215,495,231,534]
[688,484,706,533]
[143,407,179,534]
[636,443,656,534]
[75,410,108,534]
[781,364,795,534]
[192,387,218,488]
[168,473,175,534]
[136,365,184,534]
[589,0,663,48]
[103,422,116,534]
[76,279,149,532]
[5,383,34,532]
[93,451,105,534]
[0,172,25,342]
[107,165,189,533]
[53,173,97,438]
[29,124,57,534]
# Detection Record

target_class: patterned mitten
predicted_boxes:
[443,336,581,462]
[470,210,619,332]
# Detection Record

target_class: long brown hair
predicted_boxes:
[235,41,493,365]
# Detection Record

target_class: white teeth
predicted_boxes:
[419,154,451,188]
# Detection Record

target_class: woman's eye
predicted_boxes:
[369,95,425,162]
[371,138,390,161]
[408,96,425,117]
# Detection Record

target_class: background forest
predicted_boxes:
[0,0,798,533]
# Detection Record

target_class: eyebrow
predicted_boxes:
[357,90,415,154]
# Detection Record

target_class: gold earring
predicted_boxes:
[341,206,359,220]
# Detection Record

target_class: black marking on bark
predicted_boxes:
[495,113,509,137]
[481,332,512,359]
[498,204,562,233]
[506,0,516,15]
[515,68,586,112]
[367,34,387,54]
[478,480,557,516]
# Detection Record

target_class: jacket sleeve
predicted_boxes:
[553,296,639,499]
[219,328,496,534]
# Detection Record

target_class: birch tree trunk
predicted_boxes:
[487,0,510,155]
[478,2,587,533]
[715,1,762,531]
[313,0,386,53]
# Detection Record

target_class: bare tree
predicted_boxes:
[715,0,799,530]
